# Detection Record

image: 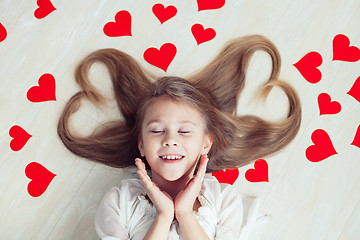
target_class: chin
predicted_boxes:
[159,170,187,182]
[162,174,183,182]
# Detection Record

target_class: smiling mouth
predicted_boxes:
[159,155,185,160]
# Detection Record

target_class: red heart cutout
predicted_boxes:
[318,93,341,115]
[0,22,7,42]
[351,125,360,148]
[245,159,269,183]
[197,0,225,11]
[34,0,56,19]
[212,168,239,185]
[294,51,323,84]
[144,43,177,72]
[306,129,337,162]
[27,73,56,102]
[347,76,360,102]
[103,11,132,37]
[152,4,177,24]
[9,125,32,151]
[333,34,360,62]
[25,162,56,197]
[191,24,216,45]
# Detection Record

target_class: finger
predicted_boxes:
[137,170,164,202]
[200,154,208,168]
[135,160,145,177]
[137,170,155,191]
[136,160,160,194]
[194,154,208,183]
[135,158,147,175]
[135,158,144,170]
[198,154,209,175]
[185,155,208,189]
[136,167,149,182]
[136,159,150,182]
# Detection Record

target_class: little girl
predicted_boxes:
[57,35,301,239]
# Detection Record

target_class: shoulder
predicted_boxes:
[119,178,146,197]
[201,174,241,199]
[100,178,145,209]
[95,178,146,239]
[201,175,267,239]
[201,174,243,210]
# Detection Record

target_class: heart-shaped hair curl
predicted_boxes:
[57,35,301,172]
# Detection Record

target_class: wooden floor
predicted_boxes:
[1,0,359,239]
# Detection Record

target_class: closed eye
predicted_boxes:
[151,130,164,134]
[179,131,190,134]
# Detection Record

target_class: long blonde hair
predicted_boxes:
[57,35,301,172]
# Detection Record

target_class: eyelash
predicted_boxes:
[151,130,164,134]
[179,131,190,134]
[150,130,190,134]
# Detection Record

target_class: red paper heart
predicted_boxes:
[212,168,239,185]
[294,51,323,84]
[197,0,225,11]
[306,129,337,162]
[34,0,56,19]
[9,125,32,151]
[103,11,132,37]
[27,73,56,102]
[191,24,216,45]
[152,4,177,24]
[351,125,360,148]
[347,76,360,102]
[333,34,360,62]
[0,22,7,42]
[245,159,269,183]
[144,43,177,72]
[25,162,56,197]
[318,93,341,115]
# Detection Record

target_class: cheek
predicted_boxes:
[185,137,204,154]
[142,136,160,153]
[139,134,150,155]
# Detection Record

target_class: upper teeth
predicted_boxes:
[161,155,183,160]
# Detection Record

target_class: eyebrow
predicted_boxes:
[145,120,160,127]
[145,120,198,127]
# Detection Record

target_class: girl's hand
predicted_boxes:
[174,154,209,218]
[135,158,174,220]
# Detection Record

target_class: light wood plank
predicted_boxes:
[1,1,359,239]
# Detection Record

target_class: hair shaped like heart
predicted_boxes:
[57,35,301,172]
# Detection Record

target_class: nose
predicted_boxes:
[162,133,178,147]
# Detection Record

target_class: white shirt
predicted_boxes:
[95,174,266,240]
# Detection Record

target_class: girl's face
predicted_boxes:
[138,95,213,181]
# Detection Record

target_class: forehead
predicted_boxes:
[143,95,205,127]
